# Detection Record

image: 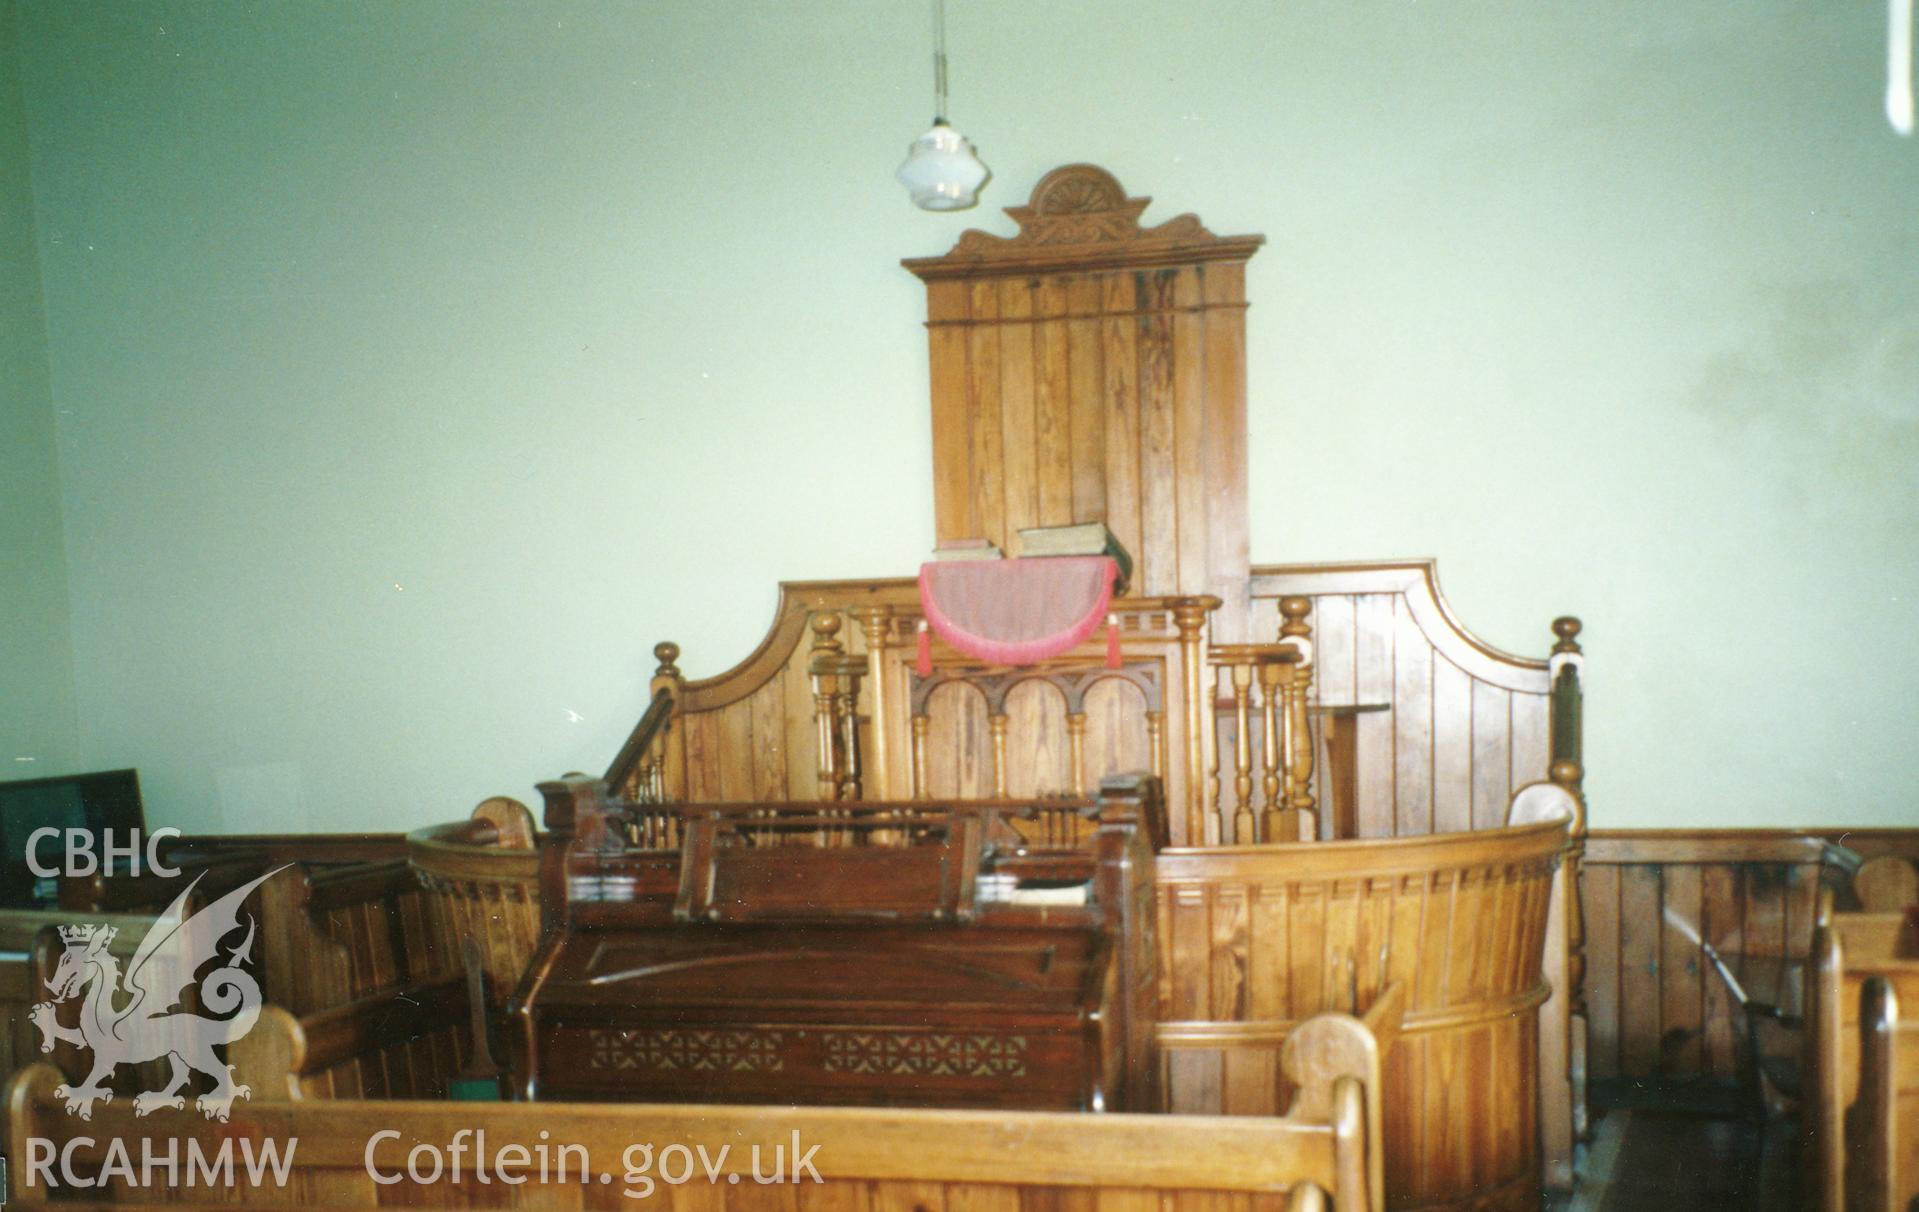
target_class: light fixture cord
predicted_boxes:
[932,0,949,123]
[1892,0,1915,135]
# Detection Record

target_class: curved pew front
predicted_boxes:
[1156,816,1569,1212]
[406,798,540,1007]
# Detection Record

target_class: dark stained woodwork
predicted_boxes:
[511,775,1166,1114]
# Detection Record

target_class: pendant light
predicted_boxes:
[896,0,990,210]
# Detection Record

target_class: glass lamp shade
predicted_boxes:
[896,120,989,210]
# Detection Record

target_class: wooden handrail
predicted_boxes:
[602,684,676,798]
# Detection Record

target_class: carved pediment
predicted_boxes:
[903,163,1262,279]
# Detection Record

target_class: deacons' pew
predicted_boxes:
[1155,814,1570,1211]
[229,975,471,1101]
[406,797,541,1008]
[7,995,1391,1209]
[257,859,438,1015]
[1809,905,1919,1211]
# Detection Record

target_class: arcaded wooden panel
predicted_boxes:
[1002,678,1070,797]
[923,681,991,799]
[1083,676,1152,786]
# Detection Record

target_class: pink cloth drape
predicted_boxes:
[917,556,1119,667]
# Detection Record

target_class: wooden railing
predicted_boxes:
[1206,595,1315,845]
[602,660,677,803]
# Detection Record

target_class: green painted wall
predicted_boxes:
[0,0,77,780]
[10,1,1917,832]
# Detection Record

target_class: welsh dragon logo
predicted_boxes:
[29,867,286,1122]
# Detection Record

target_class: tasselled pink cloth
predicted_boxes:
[917,556,1118,666]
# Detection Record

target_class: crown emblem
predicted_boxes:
[58,923,116,945]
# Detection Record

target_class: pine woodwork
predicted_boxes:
[1807,904,1919,1211]
[904,166,1262,637]
[5,1042,1385,1210]
[406,797,542,1008]
[1579,828,1919,1089]
[1155,817,1568,1211]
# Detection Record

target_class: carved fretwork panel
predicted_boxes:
[904,165,1263,639]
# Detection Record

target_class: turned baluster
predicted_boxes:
[1230,661,1255,844]
[1278,597,1318,838]
[1257,658,1285,841]
[1172,597,1220,846]
[808,613,847,804]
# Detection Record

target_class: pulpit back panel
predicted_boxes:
[1250,562,1567,840]
[907,166,1262,638]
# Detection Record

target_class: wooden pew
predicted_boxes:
[257,859,437,1015]
[7,991,1389,1208]
[406,797,541,1008]
[1851,974,1919,1211]
[1808,905,1919,1210]
[0,913,162,1106]
[229,974,471,1101]
[57,833,405,915]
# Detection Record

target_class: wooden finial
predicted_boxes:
[1550,760,1582,788]
[653,642,681,679]
[1551,617,1582,655]
[810,611,844,653]
[1279,596,1312,640]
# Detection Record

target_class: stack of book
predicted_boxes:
[1016,522,1132,592]
[931,538,1003,562]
